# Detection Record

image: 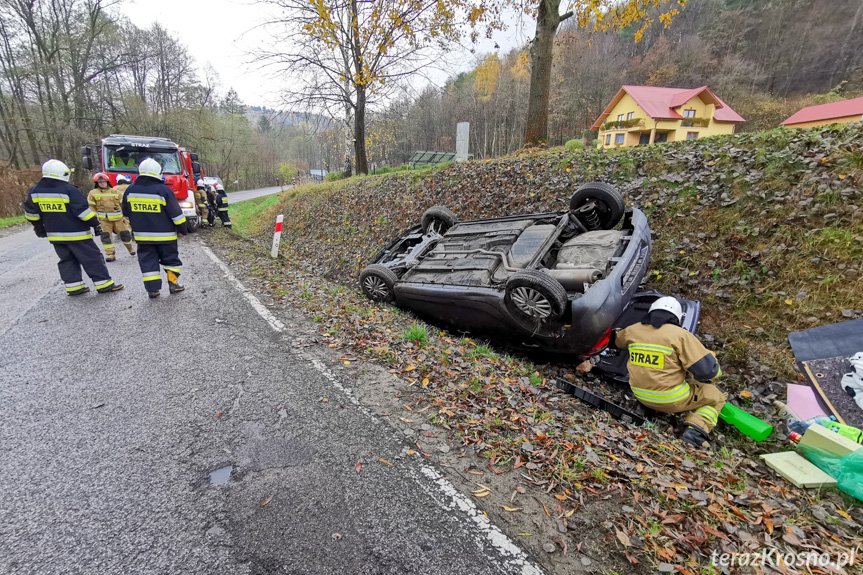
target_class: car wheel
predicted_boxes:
[504,270,568,328]
[421,206,458,235]
[569,182,625,230]
[186,217,198,233]
[359,264,398,303]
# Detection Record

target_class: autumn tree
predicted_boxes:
[258,0,461,175]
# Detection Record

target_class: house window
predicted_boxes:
[617,114,624,122]
[615,134,624,145]
[686,132,698,140]
[627,112,634,120]
[683,109,695,118]
[605,134,611,145]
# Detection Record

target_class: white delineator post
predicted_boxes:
[271,214,284,258]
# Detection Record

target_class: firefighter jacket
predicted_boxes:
[122,176,187,243]
[215,191,229,211]
[114,183,130,194]
[615,322,721,406]
[22,178,97,242]
[88,186,125,221]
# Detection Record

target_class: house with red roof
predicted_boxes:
[591,86,745,148]
[781,98,863,129]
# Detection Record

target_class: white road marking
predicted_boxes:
[200,245,286,332]
[205,242,546,575]
[419,466,545,575]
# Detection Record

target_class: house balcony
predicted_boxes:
[598,118,645,132]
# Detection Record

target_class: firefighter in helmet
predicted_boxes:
[214,183,231,228]
[22,160,123,295]
[121,158,187,298]
[194,180,209,226]
[88,172,135,261]
[613,296,726,449]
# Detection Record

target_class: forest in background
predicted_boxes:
[1,0,862,195]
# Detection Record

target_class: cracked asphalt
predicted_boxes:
[0,222,542,575]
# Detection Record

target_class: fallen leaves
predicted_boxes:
[355,460,362,473]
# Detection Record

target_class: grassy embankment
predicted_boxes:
[0,215,25,229]
[218,125,863,572]
[235,123,863,385]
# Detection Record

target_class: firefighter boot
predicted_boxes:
[167,270,184,294]
[97,282,125,294]
[68,286,90,296]
[680,423,711,450]
[148,291,160,299]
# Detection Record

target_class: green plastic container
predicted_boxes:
[719,403,773,441]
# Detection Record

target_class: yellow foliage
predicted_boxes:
[511,51,529,80]
[473,54,500,102]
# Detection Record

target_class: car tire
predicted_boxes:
[359,264,398,303]
[569,182,625,230]
[421,206,458,235]
[504,270,568,326]
[186,217,198,233]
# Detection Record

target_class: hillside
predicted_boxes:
[239,123,863,384]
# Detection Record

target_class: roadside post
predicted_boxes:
[271,214,284,258]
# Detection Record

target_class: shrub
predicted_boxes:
[324,170,345,181]
[565,139,585,151]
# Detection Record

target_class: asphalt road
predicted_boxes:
[0,227,542,575]
[229,186,286,203]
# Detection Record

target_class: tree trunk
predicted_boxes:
[354,83,368,175]
[524,0,565,145]
[343,76,353,178]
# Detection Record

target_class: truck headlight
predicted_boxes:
[179,201,193,208]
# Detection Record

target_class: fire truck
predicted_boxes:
[81,135,203,232]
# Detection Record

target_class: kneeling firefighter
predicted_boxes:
[121,158,188,298]
[613,297,726,448]
[88,172,135,261]
[22,160,123,295]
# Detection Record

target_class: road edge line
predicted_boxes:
[201,245,286,332]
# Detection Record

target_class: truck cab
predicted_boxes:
[81,134,203,232]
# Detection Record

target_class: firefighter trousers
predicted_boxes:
[635,381,726,433]
[137,242,182,293]
[98,218,134,256]
[54,240,116,293]
[217,210,232,227]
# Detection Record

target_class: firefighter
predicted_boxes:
[22,160,124,295]
[194,180,209,226]
[122,158,187,298]
[214,183,231,228]
[114,173,132,192]
[613,297,726,449]
[87,172,135,261]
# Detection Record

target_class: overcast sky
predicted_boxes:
[118,0,533,109]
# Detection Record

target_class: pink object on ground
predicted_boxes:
[787,384,829,421]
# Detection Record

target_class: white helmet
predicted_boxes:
[138,158,163,178]
[116,174,131,184]
[215,183,224,191]
[648,296,683,323]
[42,159,72,182]
[196,179,204,186]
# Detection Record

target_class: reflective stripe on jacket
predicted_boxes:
[88,186,125,220]
[616,322,720,402]
[22,179,95,242]
[121,177,186,243]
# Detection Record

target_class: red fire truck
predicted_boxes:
[81,134,203,231]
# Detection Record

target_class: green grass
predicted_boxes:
[400,323,429,345]
[0,215,25,229]
[228,193,283,233]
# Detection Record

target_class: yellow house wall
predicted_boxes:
[597,93,648,149]
[784,114,863,129]
[671,96,735,142]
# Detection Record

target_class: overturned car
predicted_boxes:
[359,182,697,360]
